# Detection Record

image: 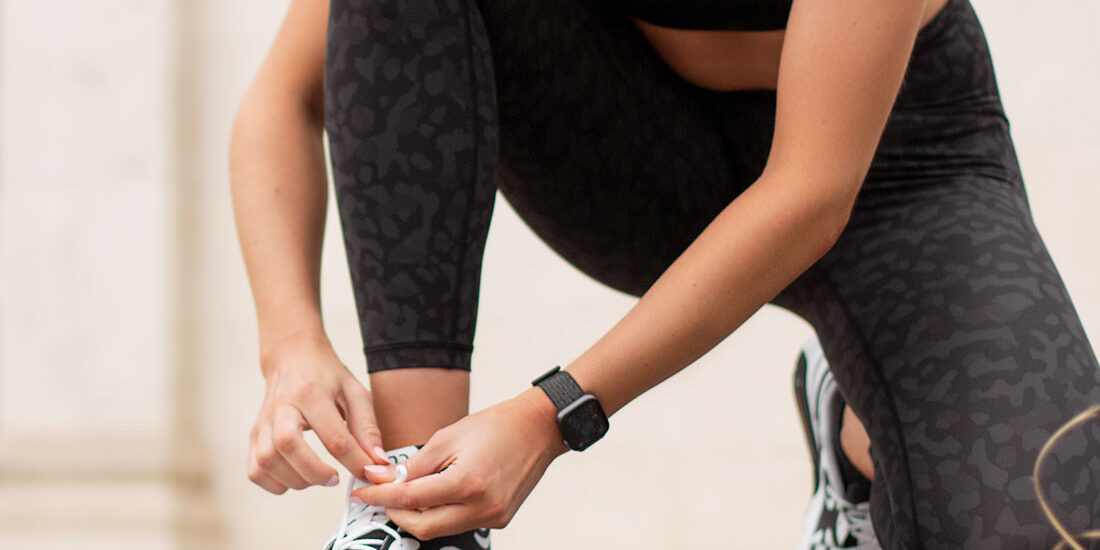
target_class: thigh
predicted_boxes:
[779,1,1100,544]
[477,0,761,296]
[783,175,1100,549]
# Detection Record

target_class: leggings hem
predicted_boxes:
[364,342,474,373]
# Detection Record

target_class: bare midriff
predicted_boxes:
[631,0,949,91]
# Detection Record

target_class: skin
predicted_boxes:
[231,0,941,535]
[842,404,876,481]
[630,0,948,486]
[357,0,940,539]
[632,0,948,91]
[229,0,468,494]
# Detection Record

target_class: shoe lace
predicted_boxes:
[823,476,878,549]
[324,477,407,550]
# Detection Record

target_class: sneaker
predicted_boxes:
[324,445,492,550]
[793,335,879,550]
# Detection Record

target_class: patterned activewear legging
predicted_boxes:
[322,0,1100,547]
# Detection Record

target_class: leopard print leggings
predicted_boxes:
[323,0,1100,547]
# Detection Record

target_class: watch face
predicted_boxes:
[559,395,609,451]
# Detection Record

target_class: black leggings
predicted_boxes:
[323,0,1100,547]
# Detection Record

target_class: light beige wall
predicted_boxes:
[0,0,177,445]
[192,1,1100,548]
[1,0,1097,549]
[0,1,217,549]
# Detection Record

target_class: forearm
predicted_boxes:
[555,0,922,419]
[565,174,851,416]
[360,174,857,519]
[229,90,330,368]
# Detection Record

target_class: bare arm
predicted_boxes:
[563,0,927,417]
[355,0,929,538]
[230,0,328,354]
[230,0,386,494]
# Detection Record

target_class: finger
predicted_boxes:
[361,462,400,484]
[399,436,454,480]
[340,381,387,464]
[388,504,482,541]
[360,437,451,484]
[301,396,375,476]
[254,423,312,490]
[246,446,289,494]
[355,468,466,510]
[272,405,340,487]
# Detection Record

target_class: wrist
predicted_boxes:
[515,387,569,459]
[257,305,327,352]
[259,329,334,378]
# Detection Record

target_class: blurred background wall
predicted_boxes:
[0,0,1097,549]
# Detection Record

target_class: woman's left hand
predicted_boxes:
[354,388,568,540]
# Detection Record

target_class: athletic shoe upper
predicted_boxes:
[794,336,880,550]
[323,446,491,550]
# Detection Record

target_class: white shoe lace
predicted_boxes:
[823,478,877,549]
[844,506,877,549]
[324,476,417,550]
[799,336,881,550]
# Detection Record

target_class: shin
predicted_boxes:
[369,368,470,450]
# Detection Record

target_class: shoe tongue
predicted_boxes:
[350,446,419,493]
[384,445,420,464]
[845,477,872,503]
[350,476,371,492]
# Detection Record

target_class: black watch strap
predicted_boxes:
[531,366,584,410]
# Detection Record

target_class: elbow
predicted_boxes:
[228,89,278,195]
[821,200,852,252]
[808,181,859,257]
[230,85,323,148]
[229,90,262,160]
[758,164,861,256]
[228,87,322,182]
[228,96,259,191]
[230,88,273,154]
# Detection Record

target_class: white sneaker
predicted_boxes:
[794,336,880,550]
[323,445,491,550]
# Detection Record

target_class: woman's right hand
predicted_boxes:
[247,334,388,494]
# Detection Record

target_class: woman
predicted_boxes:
[229,0,1100,548]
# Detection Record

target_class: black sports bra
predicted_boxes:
[615,0,793,31]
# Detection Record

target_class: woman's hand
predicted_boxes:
[353,388,568,540]
[247,334,389,494]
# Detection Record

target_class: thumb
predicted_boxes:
[363,438,453,484]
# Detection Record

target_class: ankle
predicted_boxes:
[369,367,470,449]
[838,406,875,482]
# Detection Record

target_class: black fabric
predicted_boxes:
[324,0,1100,547]
[610,0,792,30]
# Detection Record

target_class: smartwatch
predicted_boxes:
[532,366,609,451]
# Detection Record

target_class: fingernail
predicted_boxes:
[373,446,387,460]
[364,465,388,475]
[350,496,364,505]
[325,475,339,487]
